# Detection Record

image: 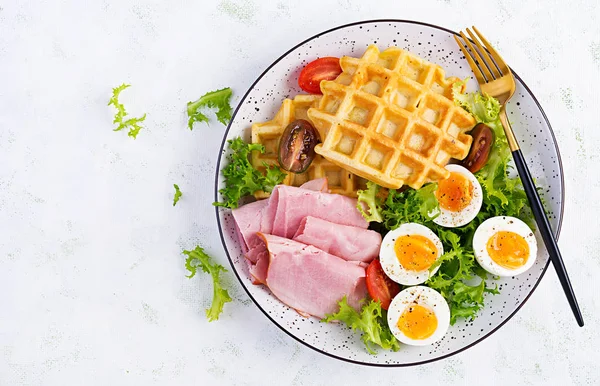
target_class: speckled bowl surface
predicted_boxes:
[215,20,564,366]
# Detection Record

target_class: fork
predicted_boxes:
[455,27,584,327]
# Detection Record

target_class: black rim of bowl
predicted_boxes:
[213,19,565,367]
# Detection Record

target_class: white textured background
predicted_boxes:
[1,1,599,385]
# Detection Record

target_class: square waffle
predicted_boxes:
[307,45,476,190]
[251,95,368,199]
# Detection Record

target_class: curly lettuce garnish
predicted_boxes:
[381,184,440,230]
[426,231,499,325]
[214,137,286,209]
[183,246,232,322]
[172,184,182,206]
[108,83,147,139]
[452,80,502,125]
[322,297,400,355]
[108,84,129,124]
[187,87,233,129]
[356,181,383,222]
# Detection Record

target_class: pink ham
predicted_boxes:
[245,243,264,264]
[299,177,329,193]
[293,216,381,263]
[231,199,269,251]
[231,178,329,251]
[231,179,370,287]
[271,185,368,239]
[258,233,368,318]
[249,250,269,285]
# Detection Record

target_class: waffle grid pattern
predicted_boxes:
[307,45,476,189]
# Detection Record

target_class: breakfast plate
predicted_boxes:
[214,20,564,366]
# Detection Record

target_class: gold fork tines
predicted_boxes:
[454,26,519,151]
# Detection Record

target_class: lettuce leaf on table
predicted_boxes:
[108,83,147,139]
[187,87,233,129]
[172,184,182,206]
[183,246,232,322]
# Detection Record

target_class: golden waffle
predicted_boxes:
[251,95,368,198]
[307,45,476,190]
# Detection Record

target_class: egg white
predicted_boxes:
[473,216,538,276]
[380,223,443,285]
[387,286,450,346]
[433,164,483,228]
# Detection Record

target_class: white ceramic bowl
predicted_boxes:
[215,20,564,366]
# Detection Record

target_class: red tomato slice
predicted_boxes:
[366,259,401,310]
[298,57,342,94]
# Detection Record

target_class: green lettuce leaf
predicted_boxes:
[425,231,500,325]
[108,83,147,139]
[214,137,286,209]
[356,181,383,222]
[322,297,400,354]
[381,184,440,230]
[452,80,501,125]
[172,184,182,206]
[108,83,130,125]
[187,87,233,129]
[124,114,146,139]
[183,246,232,322]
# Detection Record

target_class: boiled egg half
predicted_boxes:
[473,216,538,276]
[387,286,450,346]
[433,164,483,228]
[380,223,443,285]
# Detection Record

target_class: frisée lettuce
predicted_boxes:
[356,182,384,223]
[183,246,232,322]
[322,297,400,355]
[187,87,233,129]
[108,83,147,139]
[172,184,182,206]
[214,137,286,209]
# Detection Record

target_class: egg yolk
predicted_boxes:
[486,231,530,269]
[394,234,438,272]
[436,172,473,212]
[397,304,438,340]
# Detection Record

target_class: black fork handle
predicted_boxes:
[512,149,584,327]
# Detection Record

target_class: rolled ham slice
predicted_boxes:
[293,216,381,263]
[249,249,269,285]
[231,178,331,251]
[231,199,269,251]
[259,233,368,318]
[271,185,368,239]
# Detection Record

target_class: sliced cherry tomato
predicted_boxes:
[366,259,401,310]
[278,119,319,173]
[462,123,494,173]
[298,57,342,94]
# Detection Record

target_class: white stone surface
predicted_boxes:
[1,0,599,385]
